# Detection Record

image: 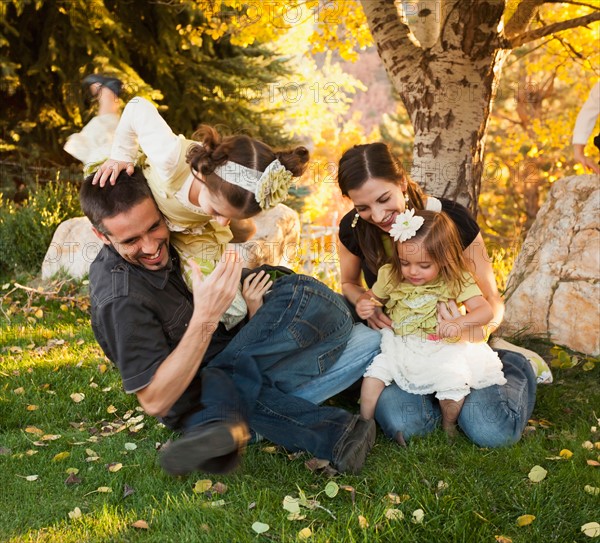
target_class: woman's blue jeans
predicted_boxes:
[374,348,537,447]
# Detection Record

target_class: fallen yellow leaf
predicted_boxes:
[581,522,600,538]
[587,460,600,467]
[26,405,38,411]
[25,426,43,435]
[517,514,536,526]
[412,509,425,524]
[193,479,213,493]
[131,520,149,530]
[358,515,369,529]
[70,393,85,403]
[495,536,513,543]
[68,507,82,520]
[108,463,123,473]
[34,309,43,319]
[528,465,548,483]
[385,508,404,520]
[106,405,117,414]
[584,485,600,496]
[559,449,573,459]
[52,451,70,462]
[13,387,25,395]
[298,527,312,540]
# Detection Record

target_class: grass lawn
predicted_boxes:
[1,279,599,543]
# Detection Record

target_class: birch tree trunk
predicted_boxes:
[361,0,510,214]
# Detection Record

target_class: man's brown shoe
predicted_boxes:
[159,421,250,476]
[333,416,376,474]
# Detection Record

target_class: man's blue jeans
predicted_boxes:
[374,348,537,447]
[184,274,369,464]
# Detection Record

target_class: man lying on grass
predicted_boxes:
[79,168,381,476]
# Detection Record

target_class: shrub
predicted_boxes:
[0,181,81,277]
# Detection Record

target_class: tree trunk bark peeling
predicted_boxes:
[362,0,510,214]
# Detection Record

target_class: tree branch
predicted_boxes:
[504,0,545,38]
[509,11,600,47]
[360,0,420,78]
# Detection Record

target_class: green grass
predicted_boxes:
[1,280,599,543]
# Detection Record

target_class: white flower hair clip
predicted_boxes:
[389,209,425,242]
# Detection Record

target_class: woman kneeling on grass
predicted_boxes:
[337,142,546,447]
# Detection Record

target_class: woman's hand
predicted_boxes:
[92,159,135,187]
[436,300,465,341]
[242,270,273,319]
[366,307,393,331]
[355,295,376,321]
[356,291,392,330]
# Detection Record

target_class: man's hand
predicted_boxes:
[92,159,136,186]
[189,249,243,325]
[242,270,273,319]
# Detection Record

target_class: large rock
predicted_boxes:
[500,175,600,356]
[41,204,300,279]
[42,217,103,279]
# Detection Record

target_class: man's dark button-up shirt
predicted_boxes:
[89,244,239,427]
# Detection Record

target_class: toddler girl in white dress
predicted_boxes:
[357,209,506,436]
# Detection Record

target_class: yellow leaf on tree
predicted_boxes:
[528,465,548,482]
[559,449,573,459]
[517,514,536,526]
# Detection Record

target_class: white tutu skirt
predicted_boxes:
[364,329,507,401]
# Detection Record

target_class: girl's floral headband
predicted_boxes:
[213,159,294,210]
